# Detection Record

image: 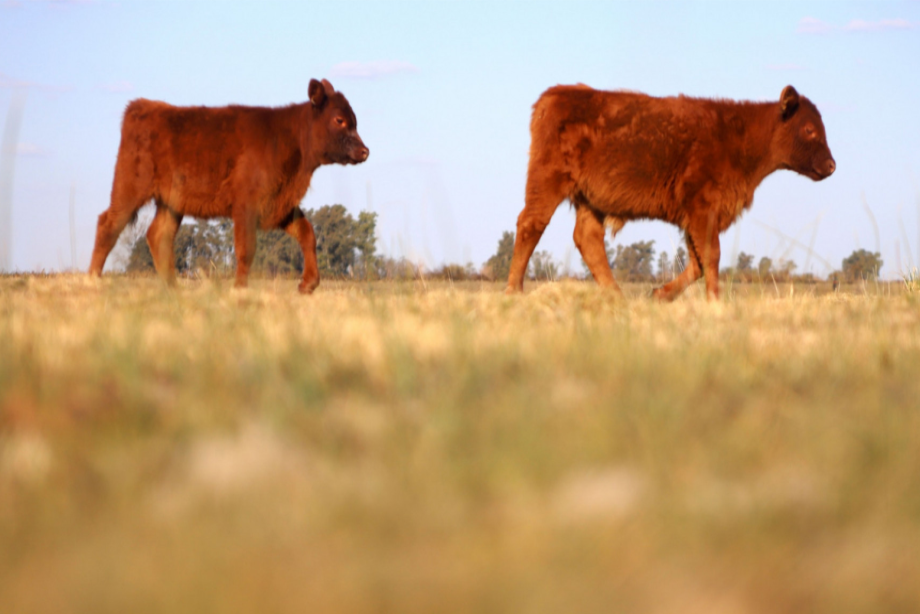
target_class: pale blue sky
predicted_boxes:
[1,0,919,277]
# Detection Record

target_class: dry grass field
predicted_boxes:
[1,274,919,613]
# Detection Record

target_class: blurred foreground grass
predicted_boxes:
[1,275,919,613]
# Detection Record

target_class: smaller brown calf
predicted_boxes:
[89,79,369,293]
[507,84,835,300]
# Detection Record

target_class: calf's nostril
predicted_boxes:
[827,159,836,174]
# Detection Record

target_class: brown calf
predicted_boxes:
[89,79,368,293]
[506,85,835,299]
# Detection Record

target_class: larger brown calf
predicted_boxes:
[506,85,835,300]
[89,79,368,293]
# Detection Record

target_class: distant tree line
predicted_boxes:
[719,249,884,284]
[475,231,886,285]
[720,252,801,283]
[123,210,886,285]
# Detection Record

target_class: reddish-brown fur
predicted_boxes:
[88,79,368,292]
[507,84,835,300]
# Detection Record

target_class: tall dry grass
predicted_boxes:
[1,275,919,613]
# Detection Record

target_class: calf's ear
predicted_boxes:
[309,79,327,108]
[321,79,335,97]
[780,85,799,119]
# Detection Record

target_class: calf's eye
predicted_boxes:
[335,117,346,127]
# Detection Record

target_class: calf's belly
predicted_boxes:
[579,178,679,226]
[157,170,239,219]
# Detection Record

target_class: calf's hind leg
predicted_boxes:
[146,205,183,286]
[282,208,320,294]
[573,202,621,294]
[89,192,149,276]
[89,149,157,276]
[506,172,571,293]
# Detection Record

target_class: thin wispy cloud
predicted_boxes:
[329,60,419,80]
[100,80,134,93]
[0,73,29,88]
[843,18,914,32]
[0,72,72,93]
[766,63,807,71]
[16,142,50,157]
[3,0,97,6]
[797,17,834,35]
[798,16,916,34]
[33,0,97,5]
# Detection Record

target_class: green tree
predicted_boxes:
[429,262,478,281]
[675,247,688,273]
[252,230,303,276]
[842,249,883,282]
[127,219,235,276]
[530,250,559,281]
[353,211,379,279]
[611,240,656,281]
[773,258,797,281]
[305,204,377,278]
[125,207,377,280]
[126,235,154,273]
[758,256,773,278]
[721,251,756,281]
[485,231,516,282]
[172,224,198,273]
[176,219,234,273]
[736,252,754,272]
[376,256,419,280]
[657,250,672,281]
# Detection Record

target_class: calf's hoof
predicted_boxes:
[596,282,624,298]
[298,279,319,294]
[651,287,675,302]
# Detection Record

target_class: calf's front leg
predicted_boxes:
[283,208,320,294]
[695,213,722,300]
[652,212,721,301]
[232,210,258,288]
[652,252,702,302]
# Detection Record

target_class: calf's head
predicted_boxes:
[775,85,835,181]
[309,78,369,165]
